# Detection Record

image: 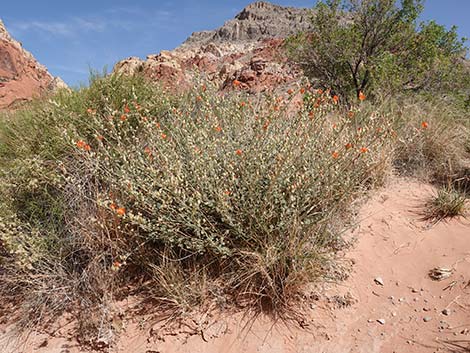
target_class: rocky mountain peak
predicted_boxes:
[182,1,312,47]
[0,20,11,40]
[236,1,301,21]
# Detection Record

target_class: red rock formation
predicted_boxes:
[0,20,66,109]
[113,2,312,93]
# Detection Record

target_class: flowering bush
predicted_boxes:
[0,74,396,333]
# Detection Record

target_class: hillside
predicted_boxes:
[113,1,313,93]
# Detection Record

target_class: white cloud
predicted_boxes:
[73,18,107,32]
[12,21,74,36]
[9,7,176,38]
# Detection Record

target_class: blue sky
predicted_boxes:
[1,0,468,87]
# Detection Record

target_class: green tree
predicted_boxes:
[287,0,467,101]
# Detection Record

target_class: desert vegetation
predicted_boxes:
[0,0,469,346]
[286,0,469,102]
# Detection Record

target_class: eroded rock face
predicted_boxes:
[0,20,66,109]
[113,1,313,93]
[183,1,312,46]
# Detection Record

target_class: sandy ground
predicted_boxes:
[1,178,469,353]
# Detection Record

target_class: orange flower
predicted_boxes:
[262,120,270,130]
[120,114,127,121]
[240,101,246,107]
[358,91,366,101]
[308,111,314,119]
[197,96,203,102]
[421,121,428,129]
[112,261,122,270]
[124,105,130,113]
[110,202,117,210]
[144,146,152,156]
[97,135,104,141]
[360,147,368,153]
[202,84,207,92]
[317,88,324,95]
[214,126,222,133]
[155,122,161,129]
[332,95,339,104]
[300,87,306,94]
[332,151,340,159]
[224,190,231,196]
[345,143,353,150]
[348,111,355,118]
[233,79,241,87]
[76,140,91,151]
[161,133,167,139]
[236,149,243,156]
[117,207,126,216]
[287,88,294,95]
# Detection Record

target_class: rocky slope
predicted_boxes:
[0,20,66,109]
[113,1,313,93]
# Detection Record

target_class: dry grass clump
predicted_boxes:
[442,339,470,353]
[0,74,395,341]
[388,95,470,185]
[422,187,467,223]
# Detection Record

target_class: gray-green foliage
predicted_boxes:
[0,75,395,322]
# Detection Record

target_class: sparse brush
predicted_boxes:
[423,187,467,223]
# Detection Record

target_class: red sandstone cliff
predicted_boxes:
[0,20,66,109]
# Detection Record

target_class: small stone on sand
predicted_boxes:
[374,277,384,286]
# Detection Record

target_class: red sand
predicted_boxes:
[1,178,469,352]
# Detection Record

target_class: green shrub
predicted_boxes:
[286,0,468,101]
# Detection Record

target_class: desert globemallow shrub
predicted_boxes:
[0,74,396,335]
